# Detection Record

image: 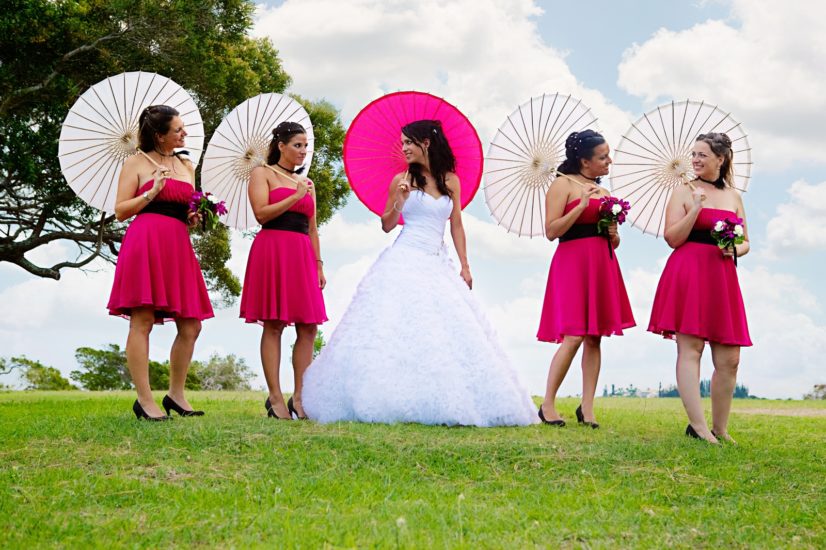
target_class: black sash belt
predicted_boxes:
[559,223,614,259]
[140,201,188,223]
[262,211,309,234]
[686,230,737,266]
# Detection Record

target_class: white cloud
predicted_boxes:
[738,266,826,397]
[318,213,395,252]
[617,0,826,170]
[254,0,632,142]
[463,212,553,262]
[762,180,826,258]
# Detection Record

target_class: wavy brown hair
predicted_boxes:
[401,119,456,198]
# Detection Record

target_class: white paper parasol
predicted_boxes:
[608,99,752,237]
[484,93,598,237]
[200,93,314,229]
[58,71,204,213]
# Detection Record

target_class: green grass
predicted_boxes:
[1,392,824,549]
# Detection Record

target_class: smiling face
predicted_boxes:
[401,133,429,165]
[278,133,308,167]
[580,143,611,177]
[157,115,187,150]
[691,140,724,180]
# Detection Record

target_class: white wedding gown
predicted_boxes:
[302,189,538,426]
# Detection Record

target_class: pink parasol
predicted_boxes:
[343,91,484,217]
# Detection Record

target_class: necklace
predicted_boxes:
[276,162,299,174]
[578,172,599,182]
[697,175,725,188]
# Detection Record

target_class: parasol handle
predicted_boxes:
[134,149,170,173]
[263,163,309,186]
[679,172,697,191]
[553,172,599,188]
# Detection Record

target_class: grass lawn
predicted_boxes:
[1,392,824,548]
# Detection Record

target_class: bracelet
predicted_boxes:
[317,259,324,265]
[393,200,403,213]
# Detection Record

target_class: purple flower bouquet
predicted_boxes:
[189,191,228,231]
[597,196,631,234]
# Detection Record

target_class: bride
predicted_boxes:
[302,119,537,426]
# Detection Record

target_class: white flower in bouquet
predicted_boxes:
[207,194,220,204]
[611,203,622,215]
[714,220,725,232]
[733,224,744,237]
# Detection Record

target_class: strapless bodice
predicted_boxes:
[395,189,453,254]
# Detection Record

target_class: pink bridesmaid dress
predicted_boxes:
[107,178,214,323]
[648,207,751,346]
[239,186,327,325]
[537,198,636,343]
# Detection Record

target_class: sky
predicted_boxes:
[2,0,825,398]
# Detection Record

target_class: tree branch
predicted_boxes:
[0,31,126,115]
[0,361,20,376]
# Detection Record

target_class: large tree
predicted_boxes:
[0,0,348,301]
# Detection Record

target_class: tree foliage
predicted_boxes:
[0,0,348,304]
[804,384,825,400]
[313,330,326,360]
[71,344,133,390]
[657,380,753,398]
[190,353,254,391]
[67,343,255,391]
[0,356,77,390]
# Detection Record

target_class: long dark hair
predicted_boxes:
[266,121,306,174]
[696,132,734,189]
[557,129,606,181]
[138,105,187,159]
[401,119,456,198]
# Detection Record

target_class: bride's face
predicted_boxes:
[401,133,428,165]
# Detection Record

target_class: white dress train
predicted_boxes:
[302,190,538,427]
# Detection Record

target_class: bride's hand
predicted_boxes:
[397,172,411,201]
[460,265,472,290]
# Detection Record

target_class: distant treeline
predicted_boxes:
[0,345,255,391]
[602,381,754,399]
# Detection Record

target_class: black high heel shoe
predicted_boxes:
[133,400,171,421]
[575,405,600,429]
[537,407,565,426]
[264,397,291,420]
[287,397,307,420]
[163,395,204,417]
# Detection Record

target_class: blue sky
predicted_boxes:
[2,0,824,398]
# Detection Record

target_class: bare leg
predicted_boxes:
[580,336,601,422]
[541,335,584,420]
[291,323,317,418]
[710,343,740,443]
[167,318,202,409]
[261,320,289,418]
[126,307,164,417]
[676,333,718,443]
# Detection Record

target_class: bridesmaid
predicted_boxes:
[109,105,214,421]
[649,132,751,444]
[536,130,635,428]
[239,121,327,420]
